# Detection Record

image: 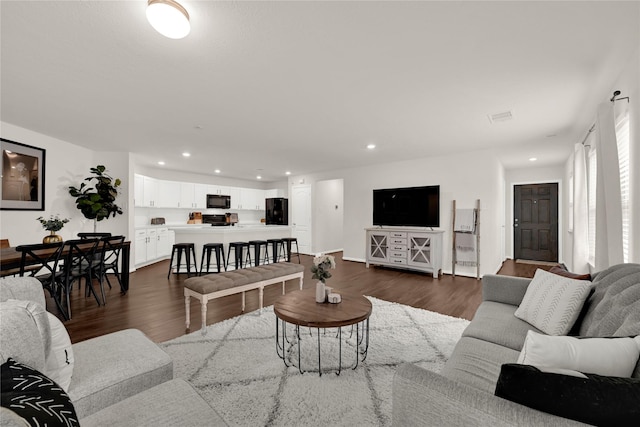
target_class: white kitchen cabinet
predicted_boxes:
[193,183,209,209]
[179,182,195,208]
[208,185,229,196]
[157,180,181,208]
[265,189,286,198]
[156,227,170,257]
[142,176,159,207]
[134,229,148,265]
[236,188,265,210]
[135,227,171,266]
[179,182,209,209]
[228,187,241,209]
[134,173,264,211]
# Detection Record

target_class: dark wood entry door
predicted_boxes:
[514,183,558,262]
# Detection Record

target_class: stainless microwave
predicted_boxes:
[206,194,231,209]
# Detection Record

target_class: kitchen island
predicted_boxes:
[171,224,293,267]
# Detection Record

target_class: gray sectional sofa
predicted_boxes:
[0,276,227,426]
[392,263,640,426]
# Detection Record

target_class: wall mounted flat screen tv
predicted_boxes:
[373,185,440,227]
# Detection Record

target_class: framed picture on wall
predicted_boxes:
[1,138,46,211]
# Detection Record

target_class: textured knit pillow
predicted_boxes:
[0,300,49,371]
[44,312,74,392]
[518,331,640,377]
[0,358,79,427]
[495,363,640,426]
[514,268,592,335]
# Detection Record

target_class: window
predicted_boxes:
[568,174,574,232]
[615,110,630,263]
[587,140,597,265]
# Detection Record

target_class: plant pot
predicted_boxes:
[43,231,63,244]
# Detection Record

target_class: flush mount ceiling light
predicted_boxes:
[146,0,190,39]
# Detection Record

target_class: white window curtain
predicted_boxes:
[572,142,590,274]
[594,102,624,271]
[588,145,597,265]
[615,110,630,263]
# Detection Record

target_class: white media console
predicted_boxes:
[365,227,444,278]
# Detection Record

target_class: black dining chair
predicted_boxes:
[15,242,67,319]
[91,235,126,299]
[58,238,102,318]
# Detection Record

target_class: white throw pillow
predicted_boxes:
[514,268,592,335]
[44,312,74,391]
[518,330,640,377]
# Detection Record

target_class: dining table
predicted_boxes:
[0,241,131,293]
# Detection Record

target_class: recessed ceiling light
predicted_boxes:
[214,169,221,174]
[182,152,191,157]
[366,144,376,150]
[529,157,537,162]
[256,175,262,180]
[146,0,190,40]
[285,171,291,175]
[158,161,165,166]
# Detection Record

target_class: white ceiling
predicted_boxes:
[1,1,638,182]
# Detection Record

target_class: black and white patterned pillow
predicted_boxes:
[0,358,79,427]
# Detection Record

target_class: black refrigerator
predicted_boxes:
[265,198,288,225]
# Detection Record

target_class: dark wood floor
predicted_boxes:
[53,253,545,344]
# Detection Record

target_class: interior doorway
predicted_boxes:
[291,184,312,254]
[513,183,559,262]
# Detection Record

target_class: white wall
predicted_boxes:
[562,45,640,265]
[1,122,129,246]
[314,179,344,254]
[503,165,565,261]
[290,148,506,277]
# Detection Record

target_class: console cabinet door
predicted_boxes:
[368,231,389,262]
[407,233,433,268]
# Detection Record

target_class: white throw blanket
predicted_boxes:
[454,209,476,233]
[455,232,477,266]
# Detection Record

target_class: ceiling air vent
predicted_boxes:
[488,111,513,124]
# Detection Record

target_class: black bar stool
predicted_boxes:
[226,241,251,270]
[266,238,286,264]
[281,237,301,263]
[167,243,198,278]
[248,240,269,266]
[200,243,226,275]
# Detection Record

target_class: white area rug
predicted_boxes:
[161,297,469,426]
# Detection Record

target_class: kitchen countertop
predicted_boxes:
[170,224,291,232]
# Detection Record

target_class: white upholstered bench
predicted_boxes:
[183,262,304,333]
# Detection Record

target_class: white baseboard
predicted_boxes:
[342,256,366,263]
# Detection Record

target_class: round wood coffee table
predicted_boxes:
[274,287,372,376]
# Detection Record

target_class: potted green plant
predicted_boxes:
[37,214,70,243]
[69,165,123,231]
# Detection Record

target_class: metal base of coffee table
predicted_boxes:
[275,318,369,376]
[273,288,373,376]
